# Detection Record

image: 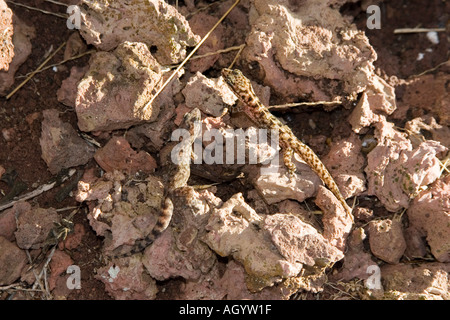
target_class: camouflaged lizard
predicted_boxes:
[114,108,202,258]
[221,68,353,222]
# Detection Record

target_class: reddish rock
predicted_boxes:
[94,136,157,174]
[242,0,379,103]
[365,120,447,212]
[48,250,74,291]
[368,218,406,264]
[75,42,162,132]
[322,133,366,199]
[174,104,193,126]
[0,236,27,285]
[392,73,450,126]
[40,109,95,174]
[331,228,378,282]
[0,0,14,71]
[403,226,428,260]
[143,227,216,282]
[14,206,60,250]
[57,66,89,108]
[96,257,158,300]
[405,115,450,149]
[204,193,301,292]
[252,153,321,205]
[59,223,86,250]
[348,75,396,133]
[182,72,236,117]
[315,186,353,252]
[265,212,344,266]
[407,175,450,262]
[78,0,199,64]
[188,13,225,73]
[382,263,450,299]
[0,13,35,95]
[142,188,217,282]
[63,32,87,61]
[0,201,31,241]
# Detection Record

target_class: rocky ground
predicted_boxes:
[0,0,449,300]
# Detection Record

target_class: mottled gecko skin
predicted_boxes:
[222,68,353,221]
[114,108,201,258]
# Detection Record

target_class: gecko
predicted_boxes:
[113,108,202,258]
[221,68,354,222]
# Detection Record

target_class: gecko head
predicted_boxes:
[221,68,252,96]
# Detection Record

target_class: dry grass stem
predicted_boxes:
[6,0,67,18]
[228,44,245,69]
[269,100,342,110]
[6,42,66,99]
[410,58,450,78]
[0,168,76,212]
[16,49,96,79]
[141,0,241,113]
[44,0,68,6]
[394,27,446,34]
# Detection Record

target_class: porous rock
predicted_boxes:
[0,13,35,95]
[188,13,225,73]
[143,187,218,281]
[40,109,95,174]
[0,201,31,241]
[48,250,74,291]
[251,153,321,205]
[94,136,157,174]
[79,0,200,64]
[57,66,89,108]
[96,256,158,300]
[348,75,396,133]
[264,213,344,267]
[322,133,366,199]
[330,228,378,282]
[75,42,162,132]
[0,236,27,285]
[14,206,60,250]
[182,72,237,117]
[405,115,450,149]
[407,175,450,262]
[368,218,406,264]
[242,0,379,103]
[0,0,14,71]
[204,192,344,292]
[315,186,353,252]
[381,263,450,300]
[365,120,447,212]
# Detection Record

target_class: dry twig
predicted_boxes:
[6,42,66,99]
[6,0,67,18]
[269,100,343,111]
[394,27,446,34]
[0,169,76,212]
[16,49,96,79]
[141,0,241,113]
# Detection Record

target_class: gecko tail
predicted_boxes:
[112,197,174,258]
